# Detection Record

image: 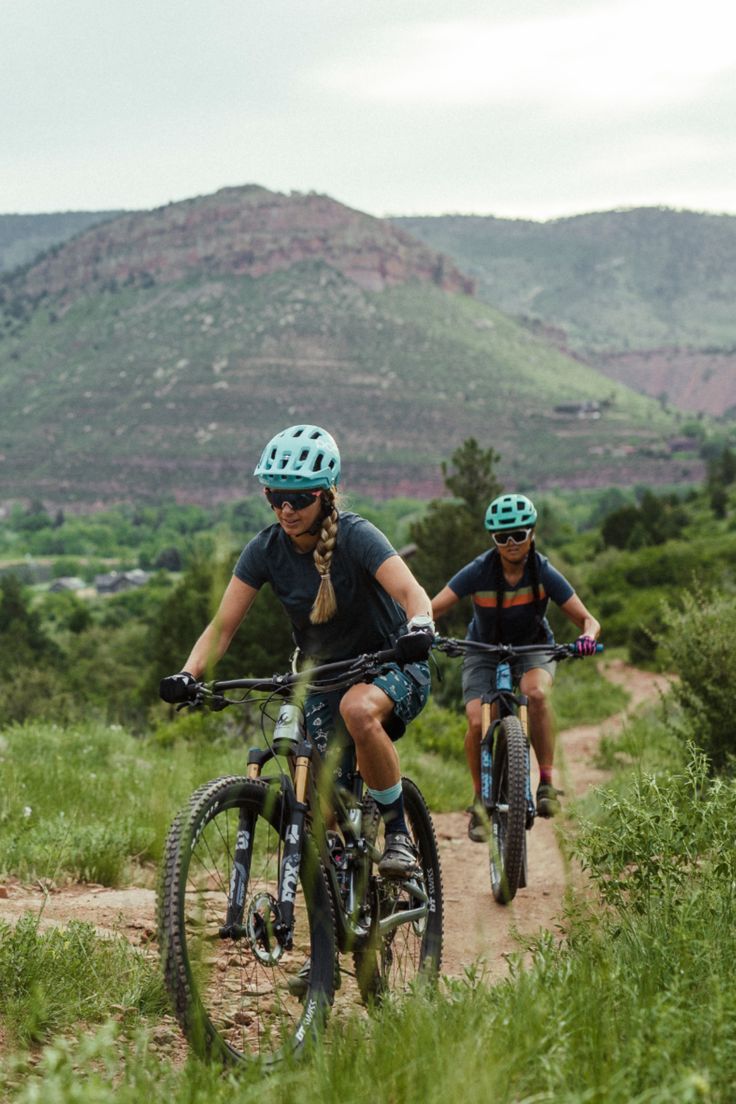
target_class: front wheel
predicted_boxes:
[157,776,335,1067]
[489,717,528,904]
[354,777,443,1002]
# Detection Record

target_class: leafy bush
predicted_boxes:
[575,748,736,909]
[659,590,736,771]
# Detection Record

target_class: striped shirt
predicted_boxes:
[447,550,574,645]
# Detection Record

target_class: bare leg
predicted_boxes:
[339,682,399,790]
[519,667,555,772]
[340,682,420,875]
[464,698,483,797]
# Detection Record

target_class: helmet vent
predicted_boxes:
[254,424,341,489]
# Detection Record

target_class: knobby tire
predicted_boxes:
[489,717,528,905]
[157,775,335,1067]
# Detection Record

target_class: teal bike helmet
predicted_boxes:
[485,493,537,531]
[254,424,341,490]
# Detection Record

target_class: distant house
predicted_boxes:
[94,569,150,594]
[49,576,87,592]
[553,400,601,419]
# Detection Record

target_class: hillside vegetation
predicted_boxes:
[0,188,694,507]
[395,208,736,415]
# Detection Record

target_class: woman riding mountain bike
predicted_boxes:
[160,423,436,877]
[431,492,600,838]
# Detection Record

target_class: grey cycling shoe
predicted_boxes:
[536,782,562,818]
[466,803,490,843]
[377,831,421,878]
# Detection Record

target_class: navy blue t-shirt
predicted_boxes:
[448,549,574,645]
[233,512,407,662]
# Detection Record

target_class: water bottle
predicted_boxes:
[272,702,305,754]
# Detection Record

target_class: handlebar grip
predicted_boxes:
[563,641,604,656]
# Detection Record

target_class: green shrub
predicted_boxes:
[659,590,736,771]
[575,748,736,910]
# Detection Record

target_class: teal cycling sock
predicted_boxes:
[367,781,408,835]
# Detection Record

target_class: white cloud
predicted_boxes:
[319,0,736,113]
[1,0,734,216]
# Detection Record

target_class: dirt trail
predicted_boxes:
[0,660,671,981]
[436,658,671,979]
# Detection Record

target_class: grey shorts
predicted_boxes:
[461,649,556,705]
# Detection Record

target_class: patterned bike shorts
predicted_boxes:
[304,660,430,758]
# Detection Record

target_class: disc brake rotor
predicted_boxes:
[246,892,284,965]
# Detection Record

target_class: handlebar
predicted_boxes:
[178,638,602,707]
[188,647,401,706]
[432,637,604,661]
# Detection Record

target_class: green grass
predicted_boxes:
[0,660,628,877]
[0,916,166,1046]
[5,679,736,1101]
[6,772,736,1103]
[0,719,250,884]
[552,655,629,731]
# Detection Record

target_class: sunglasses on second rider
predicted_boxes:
[264,489,322,511]
[491,527,534,546]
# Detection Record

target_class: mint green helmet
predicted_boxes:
[485,493,537,531]
[254,424,341,489]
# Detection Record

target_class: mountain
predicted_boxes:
[0,186,695,508]
[393,208,736,416]
[0,211,123,275]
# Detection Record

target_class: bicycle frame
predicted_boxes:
[242,738,429,954]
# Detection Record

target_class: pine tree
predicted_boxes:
[409,438,503,621]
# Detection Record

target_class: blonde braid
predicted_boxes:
[310,490,339,624]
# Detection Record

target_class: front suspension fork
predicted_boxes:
[219,743,312,950]
[273,744,312,949]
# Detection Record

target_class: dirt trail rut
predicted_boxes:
[0,660,670,982]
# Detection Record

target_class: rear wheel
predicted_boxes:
[157,776,335,1066]
[489,717,528,904]
[354,778,443,1001]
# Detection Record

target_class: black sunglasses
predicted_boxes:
[265,489,321,511]
[492,527,534,546]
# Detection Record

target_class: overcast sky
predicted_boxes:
[3,0,735,220]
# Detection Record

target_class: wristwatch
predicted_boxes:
[407,614,436,633]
